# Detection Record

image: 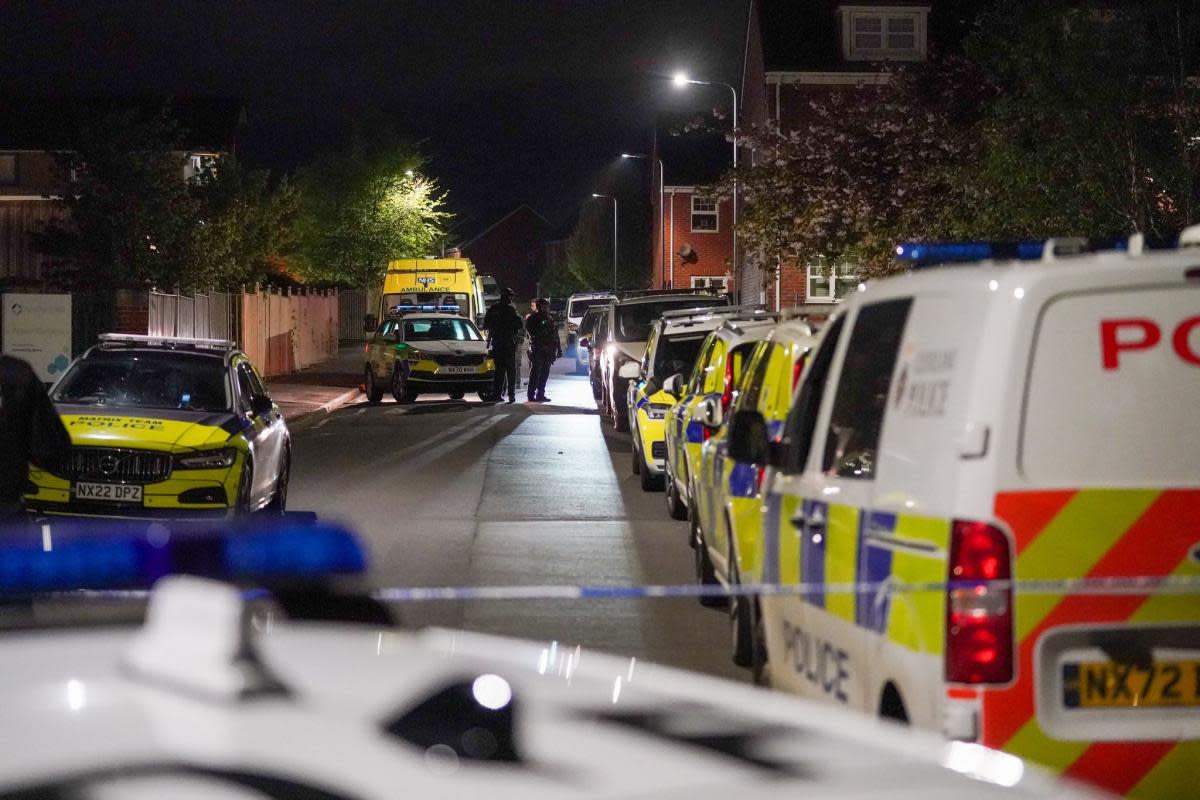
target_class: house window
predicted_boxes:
[806,263,860,303]
[841,5,928,61]
[691,196,718,232]
[691,276,727,290]
[0,154,16,185]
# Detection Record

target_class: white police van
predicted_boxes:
[727,234,1200,799]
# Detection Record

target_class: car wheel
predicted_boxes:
[631,437,642,475]
[264,448,290,514]
[235,457,255,516]
[665,459,688,520]
[692,508,724,608]
[364,366,383,405]
[402,388,420,404]
[640,459,663,492]
[449,391,465,400]
[729,533,753,667]
[478,389,498,402]
[391,366,411,403]
[749,596,771,686]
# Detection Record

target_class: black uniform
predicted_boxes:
[0,356,71,520]
[483,299,524,401]
[525,309,560,402]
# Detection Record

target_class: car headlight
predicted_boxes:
[174,448,238,470]
[644,403,671,420]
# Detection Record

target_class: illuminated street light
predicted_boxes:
[591,193,618,291]
[621,153,666,289]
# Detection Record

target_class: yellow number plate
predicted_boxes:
[1064,660,1200,709]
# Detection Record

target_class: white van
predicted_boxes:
[727,236,1200,799]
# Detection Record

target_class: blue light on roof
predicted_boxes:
[895,241,1047,266]
[0,519,366,594]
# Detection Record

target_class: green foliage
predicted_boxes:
[547,196,650,294]
[293,136,451,289]
[34,107,200,290]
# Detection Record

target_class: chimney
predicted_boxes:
[445,247,462,258]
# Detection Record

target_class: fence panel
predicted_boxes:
[338,289,368,339]
[148,292,176,337]
[193,294,210,339]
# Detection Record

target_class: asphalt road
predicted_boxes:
[288,356,746,683]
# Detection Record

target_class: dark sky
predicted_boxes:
[1,1,748,237]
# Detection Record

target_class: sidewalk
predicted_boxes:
[266,343,364,426]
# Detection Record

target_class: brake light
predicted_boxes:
[945,520,1013,684]
[702,425,714,441]
[721,357,735,415]
[792,357,804,390]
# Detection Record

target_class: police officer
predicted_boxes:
[483,288,523,403]
[524,298,560,403]
[0,355,70,522]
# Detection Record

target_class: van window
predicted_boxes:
[782,316,845,473]
[822,300,910,479]
[1022,286,1200,485]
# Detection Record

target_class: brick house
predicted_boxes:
[739,0,935,308]
[457,204,554,301]
[649,124,736,293]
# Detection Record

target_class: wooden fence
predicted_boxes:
[240,288,338,377]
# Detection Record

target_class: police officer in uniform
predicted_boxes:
[0,355,70,522]
[524,298,560,403]
[483,288,523,403]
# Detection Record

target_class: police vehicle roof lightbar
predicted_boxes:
[0,519,366,595]
[660,303,764,320]
[98,334,236,351]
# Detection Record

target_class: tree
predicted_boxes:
[294,136,450,289]
[34,107,200,290]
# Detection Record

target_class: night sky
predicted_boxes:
[1,1,747,237]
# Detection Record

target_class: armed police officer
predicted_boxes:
[0,355,70,522]
[483,287,524,403]
[524,298,560,403]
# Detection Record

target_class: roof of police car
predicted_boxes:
[0,617,1095,800]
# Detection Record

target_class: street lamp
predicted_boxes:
[621,153,666,289]
[592,193,618,291]
[672,71,741,302]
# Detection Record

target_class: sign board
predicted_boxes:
[1,293,72,383]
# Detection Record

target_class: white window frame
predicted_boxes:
[806,262,860,304]
[839,5,928,62]
[690,276,728,290]
[690,196,719,233]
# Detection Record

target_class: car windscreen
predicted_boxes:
[52,351,231,412]
[615,297,727,342]
[404,318,482,342]
[653,334,708,379]
[568,297,612,318]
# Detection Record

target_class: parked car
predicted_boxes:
[364,313,496,404]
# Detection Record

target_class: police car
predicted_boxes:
[364,311,496,403]
[627,307,760,492]
[662,312,777,529]
[24,334,290,518]
[727,235,1200,799]
[693,315,817,667]
[0,521,1103,800]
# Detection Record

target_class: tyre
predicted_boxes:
[749,597,771,686]
[235,457,255,516]
[478,390,498,402]
[692,509,724,608]
[264,448,290,515]
[665,459,688,520]
[402,388,419,404]
[612,396,629,432]
[631,436,642,474]
[390,367,411,404]
[640,460,663,492]
[729,535,753,667]
[364,366,384,405]
[449,391,465,400]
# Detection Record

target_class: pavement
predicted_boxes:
[286,355,748,684]
[265,344,365,429]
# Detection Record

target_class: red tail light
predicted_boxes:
[721,356,735,415]
[945,520,1013,684]
[754,465,766,493]
[792,356,805,390]
[364,343,370,354]
[702,425,714,441]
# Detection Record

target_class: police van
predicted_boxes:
[727,236,1200,799]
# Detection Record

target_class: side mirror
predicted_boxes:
[578,337,590,350]
[728,409,769,466]
[643,377,660,396]
[665,373,684,398]
[699,395,723,429]
[251,395,274,416]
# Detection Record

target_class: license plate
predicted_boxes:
[440,365,477,374]
[1064,660,1200,709]
[73,482,143,503]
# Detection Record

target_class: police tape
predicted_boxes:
[26,575,1200,603]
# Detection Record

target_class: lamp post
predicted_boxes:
[672,72,740,301]
[592,193,618,291]
[621,153,666,289]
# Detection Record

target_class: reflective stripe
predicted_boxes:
[825,503,858,622]
[685,421,706,443]
[856,511,895,634]
[728,462,758,498]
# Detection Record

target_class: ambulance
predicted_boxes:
[380,258,483,325]
[727,236,1200,798]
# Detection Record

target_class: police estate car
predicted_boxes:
[364,312,497,403]
[25,334,290,518]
